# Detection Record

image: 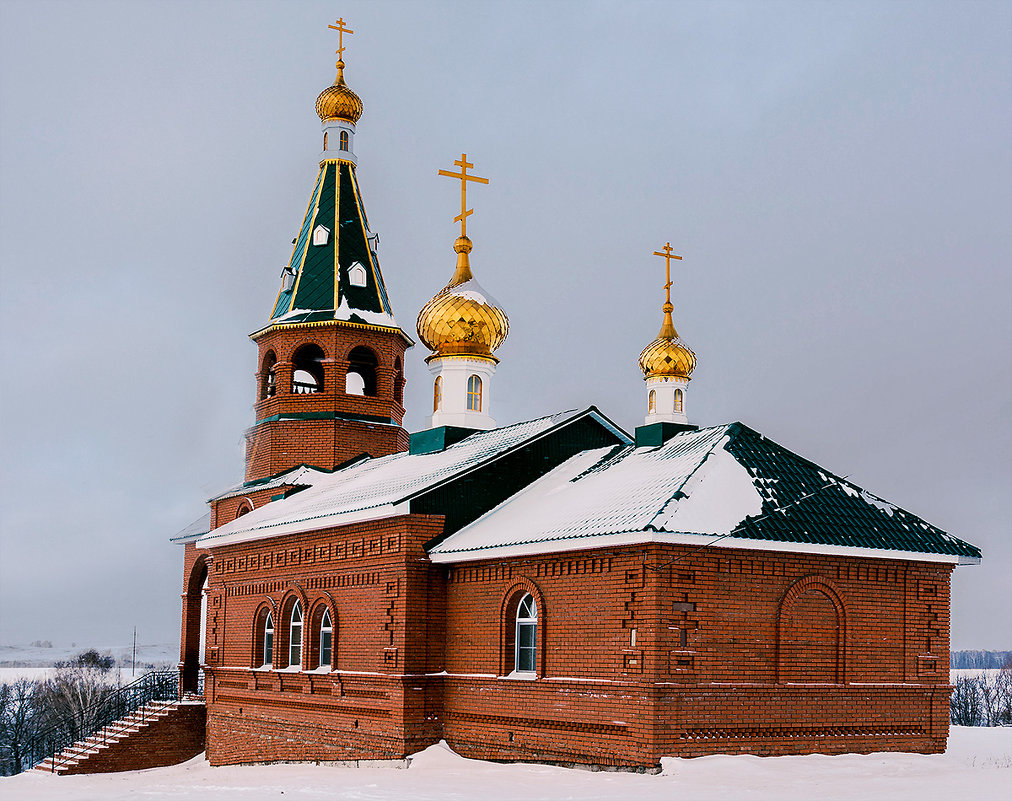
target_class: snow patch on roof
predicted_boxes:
[652,443,764,535]
[431,425,755,557]
[335,295,398,328]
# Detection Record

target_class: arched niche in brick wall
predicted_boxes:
[499,577,546,678]
[776,575,847,684]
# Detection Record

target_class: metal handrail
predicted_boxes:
[23,670,178,774]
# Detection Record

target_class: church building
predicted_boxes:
[173,23,981,770]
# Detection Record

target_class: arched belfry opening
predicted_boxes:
[292,344,325,394]
[260,351,277,400]
[181,555,209,695]
[346,346,378,396]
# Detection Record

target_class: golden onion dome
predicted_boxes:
[416,236,509,361]
[638,302,696,378]
[315,61,363,124]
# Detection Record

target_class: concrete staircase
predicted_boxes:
[34,700,206,775]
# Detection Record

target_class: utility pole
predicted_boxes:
[132,626,137,678]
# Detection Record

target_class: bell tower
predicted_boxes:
[244,21,412,483]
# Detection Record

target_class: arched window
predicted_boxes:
[289,601,303,668]
[261,351,277,399]
[467,375,482,412]
[674,388,684,413]
[319,609,333,669]
[235,502,252,519]
[323,132,328,150]
[292,344,325,394]
[648,389,656,414]
[260,611,274,668]
[346,346,378,396]
[515,594,537,673]
[339,130,349,151]
[433,376,442,411]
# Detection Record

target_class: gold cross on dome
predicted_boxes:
[653,242,683,304]
[328,18,354,67]
[438,153,489,238]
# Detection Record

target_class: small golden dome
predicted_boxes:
[416,236,509,361]
[639,302,696,377]
[315,61,363,124]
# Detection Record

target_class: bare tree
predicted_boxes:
[0,679,42,776]
[34,651,118,745]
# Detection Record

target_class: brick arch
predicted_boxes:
[283,336,328,361]
[180,553,210,693]
[251,599,278,668]
[499,577,546,677]
[306,593,338,670]
[776,575,847,684]
[277,587,309,668]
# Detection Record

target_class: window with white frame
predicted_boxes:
[319,608,332,668]
[289,602,303,667]
[262,612,274,667]
[515,593,537,673]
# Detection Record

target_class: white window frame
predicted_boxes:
[515,593,537,674]
[319,608,333,669]
[289,602,303,668]
[263,612,274,668]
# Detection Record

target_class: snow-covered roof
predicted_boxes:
[208,465,331,503]
[196,409,619,549]
[170,512,211,543]
[429,422,981,565]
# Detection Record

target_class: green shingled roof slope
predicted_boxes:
[708,423,980,559]
[270,161,395,325]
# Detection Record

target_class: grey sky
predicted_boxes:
[1,0,1009,651]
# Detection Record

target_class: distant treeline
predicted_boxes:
[950,650,1012,669]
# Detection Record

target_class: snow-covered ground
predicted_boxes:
[2,726,1009,801]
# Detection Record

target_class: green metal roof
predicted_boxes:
[430,421,981,562]
[269,161,398,328]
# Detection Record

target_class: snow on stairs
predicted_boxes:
[34,700,206,775]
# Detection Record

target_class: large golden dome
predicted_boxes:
[315,61,363,124]
[417,236,509,361]
[639,302,696,378]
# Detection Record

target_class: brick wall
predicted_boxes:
[190,522,955,768]
[439,542,953,765]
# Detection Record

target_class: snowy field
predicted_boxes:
[0,642,176,669]
[2,726,1009,801]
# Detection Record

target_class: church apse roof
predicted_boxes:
[428,422,982,564]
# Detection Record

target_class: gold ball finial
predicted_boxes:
[454,235,473,254]
[317,20,363,124]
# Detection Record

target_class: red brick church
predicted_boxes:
[173,24,980,770]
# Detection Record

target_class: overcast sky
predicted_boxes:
[1,0,1009,652]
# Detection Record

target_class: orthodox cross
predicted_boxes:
[438,153,489,238]
[653,242,683,304]
[328,18,354,67]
